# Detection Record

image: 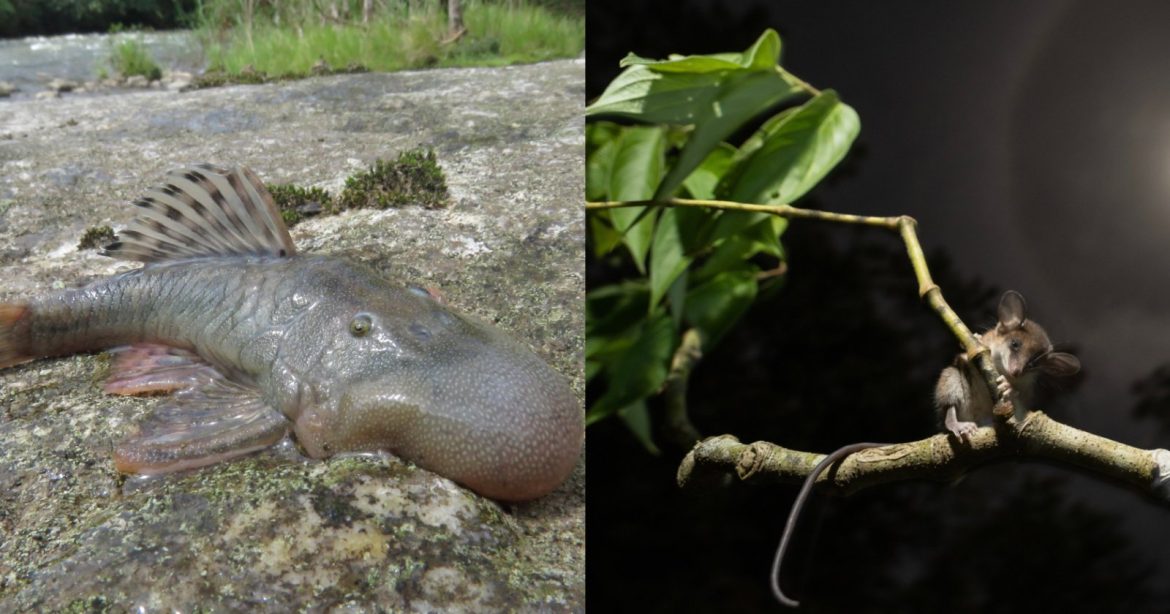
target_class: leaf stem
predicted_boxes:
[776,65,821,96]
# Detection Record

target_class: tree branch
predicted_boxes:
[677,412,1170,500]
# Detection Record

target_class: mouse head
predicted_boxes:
[989,290,1081,380]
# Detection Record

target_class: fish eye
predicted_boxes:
[349,314,373,337]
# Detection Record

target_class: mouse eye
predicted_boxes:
[1009,339,1022,352]
[349,314,373,337]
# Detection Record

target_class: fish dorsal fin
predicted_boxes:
[105,164,297,262]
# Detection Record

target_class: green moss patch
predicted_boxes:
[262,148,450,226]
[77,225,115,250]
[266,184,334,227]
[336,149,449,211]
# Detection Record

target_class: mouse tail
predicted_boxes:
[771,442,889,608]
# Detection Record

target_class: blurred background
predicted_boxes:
[587,1,1170,611]
[0,0,583,99]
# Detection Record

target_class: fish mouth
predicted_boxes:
[332,351,583,501]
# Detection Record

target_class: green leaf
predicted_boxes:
[682,143,736,200]
[741,28,783,70]
[667,270,689,329]
[586,29,795,126]
[618,29,781,73]
[588,212,624,259]
[685,268,759,346]
[587,30,800,202]
[724,106,799,172]
[585,123,619,201]
[586,281,650,340]
[695,219,785,283]
[587,313,676,425]
[610,125,665,200]
[586,120,622,153]
[608,126,666,271]
[619,52,742,74]
[586,359,602,382]
[726,89,860,205]
[675,205,721,251]
[586,65,728,123]
[648,208,693,310]
[704,208,787,260]
[654,70,799,200]
[618,400,661,455]
[709,210,767,243]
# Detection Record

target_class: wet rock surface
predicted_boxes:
[0,60,584,611]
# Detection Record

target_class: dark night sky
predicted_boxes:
[588,1,1170,611]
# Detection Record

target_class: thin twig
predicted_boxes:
[755,261,788,282]
[586,197,1004,404]
[662,328,704,448]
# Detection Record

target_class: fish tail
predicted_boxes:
[0,302,31,369]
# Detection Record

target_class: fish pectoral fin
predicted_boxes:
[104,343,222,396]
[114,376,289,475]
[104,164,297,263]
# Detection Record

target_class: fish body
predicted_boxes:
[0,165,582,501]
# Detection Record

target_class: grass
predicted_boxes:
[197,0,583,79]
[109,37,162,80]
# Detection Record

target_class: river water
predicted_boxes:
[0,31,203,97]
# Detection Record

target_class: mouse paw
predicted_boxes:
[948,421,980,442]
[995,375,1014,398]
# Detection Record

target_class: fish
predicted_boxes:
[0,164,583,502]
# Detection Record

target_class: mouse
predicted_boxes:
[935,290,1080,441]
[769,290,1080,607]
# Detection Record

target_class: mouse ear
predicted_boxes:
[998,291,1027,329]
[1040,352,1080,377]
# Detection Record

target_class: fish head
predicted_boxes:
[289,264,582,502]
